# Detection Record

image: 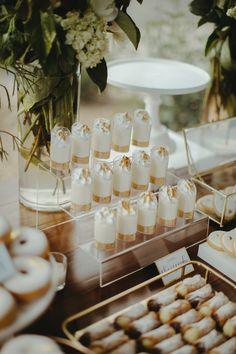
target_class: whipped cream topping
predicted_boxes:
[51,125,71,146]
[72,122,91,139]
[118,200,136,215]
[159,185,177,201]
[94,162,113,179]
[114,112,132,128]
[138,191,157,209]
[152,146,169,158]
[134,109,151,125]
[177,179,196,195]
[95,207,115,224]
[132,150,150,166]
[72,167,92,184]
[93,118,111,134]
[114,156,132,172]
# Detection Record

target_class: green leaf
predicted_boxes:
[115,10,140,49]
[86,59,107,93]
[221,37,236,71]
[189,0,214,16]
[136,0,143,3]
[40,10,56,57]
[205,29,219,56]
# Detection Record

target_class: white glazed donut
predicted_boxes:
[0,215,12,244]
[1,334,64,354]
[4,256,52,302]
[207,230,225,252]
[0,287,17,329]
[10,227,49,258]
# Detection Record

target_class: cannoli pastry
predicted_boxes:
[199,292,229,317]
[92,118,112,159]
[159,299,191,323]
[79,321,116,347]
[71,122,91,164]
[176,274,206,297]
[113,156,132,197]
[132,109,151,147]
[208,337,236,354]
[171,345,198,354]
[94,207,116,251]
[137,191,158,235]
[126,312,160,339]
[213,302,236,327]
[109,340,136,354]
[131,150,150,191]
[90,330,129,353]
[112,112,132,152]
[170,309,202,333]
[183,316,216,344]
[147,287,178,312]
[114,303,148,330]
[150,146,169,187]
[195,329,225,353]
[93,162,113,204]
[177,179,196,219]
[185,284,214,308]
[158,186,178,227]
[151,333,184,354]
[139,324,175,349]
[223,315,236,337]
[116,200,137,242]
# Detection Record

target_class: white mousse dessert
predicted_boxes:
[71,168,92,211]
[158,186,178,227]
[94,207,116,250]
[117,200,137,242]
[177,179,196,219]
[150,146,169,187]
[137,191,158,234]
[132,109,152,147]
[113,156,132,197]
[112,112,132,152]
[92,118,111,159]
[131,150,150,190]
[93,162,113,203]
[50,125,71,171]
[71,122,91,164]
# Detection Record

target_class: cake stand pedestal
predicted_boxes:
[107,58,210,152]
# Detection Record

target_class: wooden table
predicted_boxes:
[0,178,235,351]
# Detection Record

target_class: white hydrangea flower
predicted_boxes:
[60,9,108,68]
[227,6,236,19]
[90,0,118,22]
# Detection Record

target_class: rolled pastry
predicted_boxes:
[223,315,236,337]
[195,329,225,353]
[147,287,178,312]
[139,324,175,349]
[159,299,191,323]
[170,309,202,333]
[109,340,136,354]
[171,345,198,354]
[199,292,229,317]
[126,312,160,339]
[79,321,115,347]
[90,330,129,353]
[114,304,148,330]
[176,275,206,297]
[213,302,236,327]
[151,333,184,354]
[185,284,214,308]
[208,337,236,354]
[183,317,216,344]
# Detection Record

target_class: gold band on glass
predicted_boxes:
[93,150,110,159]
[132,139,149,147]
[131,182,148,190]
[150,176,165,186]
[137,224,155,234]
[51,160,70,171]
[72,155,89,164]
[93,195,111,204]
[112,144,129,153]
[113,190,131,197]
[158,217,176,227]
[95,240,115,250]
[178,209,194,219]
[71,203,91,212]
[116,233,136,242]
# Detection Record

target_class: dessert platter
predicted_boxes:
[62,261,236,354]
[0,216,58,343]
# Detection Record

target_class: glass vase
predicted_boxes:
[17,66,80,211]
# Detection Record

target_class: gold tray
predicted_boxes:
[62,260,236,353]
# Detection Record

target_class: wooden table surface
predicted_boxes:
[0,177,235,352]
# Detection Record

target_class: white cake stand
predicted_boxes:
[107,58,210,151]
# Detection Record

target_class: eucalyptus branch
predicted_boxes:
[0,130,21,162]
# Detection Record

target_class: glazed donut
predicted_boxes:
[1,334,64,354]
[0,215,12,244]
[4,256,52,302]
[10,227,49,258]
[0,287,17,329]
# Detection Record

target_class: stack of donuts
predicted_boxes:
[77,274,236,354]
[207,228,236,258]
[0,215,52,331]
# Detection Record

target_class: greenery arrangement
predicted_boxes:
[0,0,143,166]
[190,0,236,121]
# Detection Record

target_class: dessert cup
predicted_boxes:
[71,122,91,164]
[158,185,178,227]
[150,146,169,187]
[117,200,137,242]
[137,191,158,234]
[132,109,151,147]
[92,118,111,159]
[131,150,150,190]
[93,162,113,204]
[50,125,71,172]
[113,156,132,197]
[71,168,92,211]
[112,112,132,152]
[94,207,116,250]
[177,179,196,219]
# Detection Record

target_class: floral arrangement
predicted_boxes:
[0,0,143,166]
[190,0,236,121]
